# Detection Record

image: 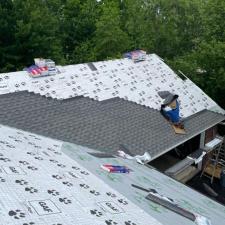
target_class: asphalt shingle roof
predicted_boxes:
[0,91,224,159]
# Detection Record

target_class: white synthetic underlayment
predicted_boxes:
[0,54,222,118]
[0,125,162,225]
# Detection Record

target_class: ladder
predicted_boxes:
[200,136,224,184]
[219,138,225,165]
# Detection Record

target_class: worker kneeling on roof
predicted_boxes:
[158,91,184,129]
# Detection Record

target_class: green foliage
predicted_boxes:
[0,0,224,107]
[94,1,130,59]
[122,0,152,50]
[13,0,65,68]
[201,0,225,42]
[170,40,225,107]
[0,0,17,72]
[60,0,99,63]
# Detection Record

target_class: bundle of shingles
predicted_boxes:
[124,50,147,62]
[26,58,57,78]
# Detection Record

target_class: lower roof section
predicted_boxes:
[0,125,162,225]
[1,124,225,225]
[63,142,225,225]
[0,91,224,159]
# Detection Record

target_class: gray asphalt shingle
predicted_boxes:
[0,91,224,159]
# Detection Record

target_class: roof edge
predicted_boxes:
[149,112,225,161]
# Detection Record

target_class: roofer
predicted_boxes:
[158,91,184,129]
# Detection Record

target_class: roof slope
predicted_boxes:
[0,125,161,225]
[0,54,223,118]
[0,124,225,225]
[62,142,225,225]
[0,91,224,159]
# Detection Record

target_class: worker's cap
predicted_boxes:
[158,91,179,105]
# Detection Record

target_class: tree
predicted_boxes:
[13,0,64,69]
[170,41,225,107]
[94,1,131,59]
[169,0,225,108]
[60,0,99,63]
[147,0,202,58]
[0,0,17,72]
[201,0,225,42]
[192,41,225,107]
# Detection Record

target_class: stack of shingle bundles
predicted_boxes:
[45,59,57,76]
[124,50,147,62]
[26,58,57,78]
[27,65,48,77]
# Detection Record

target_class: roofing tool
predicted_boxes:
[131,184,196,221]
